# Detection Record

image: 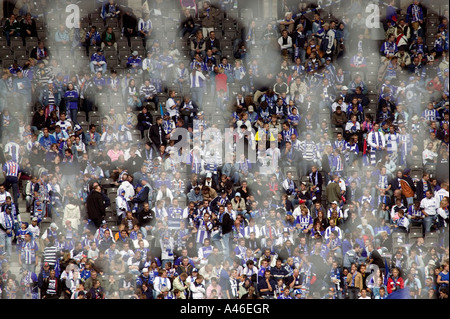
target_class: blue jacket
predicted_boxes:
[127,56,142,69]
[64,90,79,110]
[90,52,106,63]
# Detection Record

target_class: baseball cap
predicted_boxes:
[235,192,241,197]
[132,51,138,56]
[192,268,199,272]
[206,172,212,178]
[142,268,149,273]
[32,217,38,222]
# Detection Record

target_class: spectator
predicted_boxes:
[100,26,117,50]
[3,13,21,46]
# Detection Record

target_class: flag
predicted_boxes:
[386,287,410,299]
[159,103,164,117]
[100,3,106,20]
[142,0,150,13]
[383,257,389,286]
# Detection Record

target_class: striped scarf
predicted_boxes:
[386,133,398,163]
[369,131,383,166]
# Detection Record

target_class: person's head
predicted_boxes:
[392,267,400,277]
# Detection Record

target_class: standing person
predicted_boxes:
[64,83,79,125]
[80,73,96,122]
[326,175,342,206]
[0,204,15,257]
[86,184,106,232]
[41,268,62,299]
[18,231,39,273]
[216,204,233,260]
[366,243,385,274]
[367,123,386,166]
[149,116,167,152]
[420,190,438,233]
[320,22,336,60]
[189,66,207,108]
[437,262,449,293]
[137,106,153,139]
[200,1,217,38]
[2,155,21,210]
[346,263,363,299]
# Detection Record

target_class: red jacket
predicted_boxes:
[215,73,228,92]
[387,276,404,294]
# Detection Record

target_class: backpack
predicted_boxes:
[399,178,414,198]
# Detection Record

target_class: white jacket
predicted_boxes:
[63,204,81,230]
[117,181,135,201]
[189,281,206,299]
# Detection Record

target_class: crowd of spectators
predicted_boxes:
[0,0,449,300]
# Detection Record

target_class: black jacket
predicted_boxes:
[149,123,167,147]
[218,211,233,235]
[415,180,431,202]
[139,208,156,227]
[86,190,106,221]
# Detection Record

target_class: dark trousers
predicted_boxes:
[69,108,79,125]
[347,287,360,299]
[88,217,103,234]
[83,99,93,121]
[4,176,19,210]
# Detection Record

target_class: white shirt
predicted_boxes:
[434,188,449,208]
[166,97,178,117]
[190,71,206,88]
[420,196,437,216]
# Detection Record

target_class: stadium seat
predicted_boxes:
[408,231,423,243]
[424,232,439,246]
